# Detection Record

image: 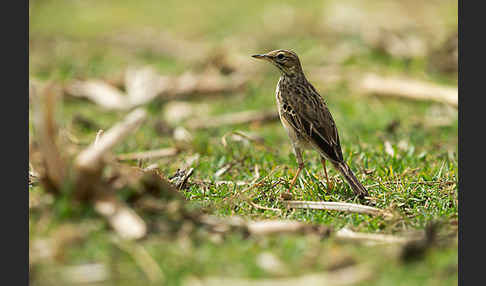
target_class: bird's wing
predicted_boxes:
[280,85,344,162]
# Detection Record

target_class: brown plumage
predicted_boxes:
[252,49,368,199]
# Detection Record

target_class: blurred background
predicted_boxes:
[30,0,457,82]
[29,0,458,285]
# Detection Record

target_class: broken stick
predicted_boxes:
[31,83,66,191]
[74,108,147,202]
[285,201,384,216]
[117,147,179,161]
[75,108,147,172]
[335,228,415,245]
[357,73,457,107]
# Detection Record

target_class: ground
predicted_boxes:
[29,0,458,285]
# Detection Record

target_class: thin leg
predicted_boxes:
[320,157,333,191]
[288,163,304,193]
[288,146,304,193]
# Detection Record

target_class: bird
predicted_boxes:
[251,49,368,199]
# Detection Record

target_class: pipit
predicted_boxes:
[252,49,368,199]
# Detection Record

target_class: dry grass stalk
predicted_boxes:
[247,220,330,236]
[94,196,147,240]
[184,266,370,286]
[186,110,278,130]
[31,83,66,191]
[65,69,168,110]
[125,67,169,106]
[384,141,395,157]
[357,73,457,107]
[221,131,265,148]
[366,179,456,189]
[214,164,233,178]
[29,162,40,186]
[173,126,194,143]
[226,166,283,203]
[247,201,282,215]
[213,180,248,187]
[181,153,200,169]
[60,263,109,284]
[65,68,248,110]
[74,108,146,203]
[335,228,415,245]
[143,163,159,172]
[66,80,129,110]
[117,147,179,161]
[75,108,147,173]
[94,129,104,146]
[285,201,383,216]
[200,215,331,238]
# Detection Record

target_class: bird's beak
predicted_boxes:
[251,54,270,61]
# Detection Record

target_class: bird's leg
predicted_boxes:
[320,157,333,191]
[288,147,304,193]
[288,163,304,193]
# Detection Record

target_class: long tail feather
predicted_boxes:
[333,161,368,198]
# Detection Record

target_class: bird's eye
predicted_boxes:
[276,53,285,60]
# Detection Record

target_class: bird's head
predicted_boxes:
[252,49,303,77]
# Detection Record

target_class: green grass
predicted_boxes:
[29,0,458,285]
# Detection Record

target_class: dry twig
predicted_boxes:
[184,266,370,286]
[335,228,416,245]
[94,130,104,146]
[200,215,331,237]
[75,108,147,173]
[285,201,385,216]
[65,68,248,110]
[31,83,66,191]
[94,196,147,240]
[60,263,109,284]
[221,131,265,148]
[72,109,149,239]
[357,73,457,107]
[117,147,179,161]
[247,220,330,236]
[65,80,129,110]
[366,180,456,189]
[247,202,282,215]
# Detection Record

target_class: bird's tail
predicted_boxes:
[333,161,368,199]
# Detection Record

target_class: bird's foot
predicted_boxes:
[326,178,334,192]
[280,191,293,200]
